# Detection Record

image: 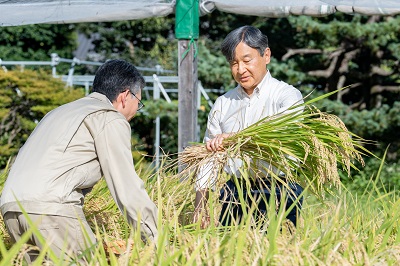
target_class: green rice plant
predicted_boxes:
[1,105,399,265]
[1,158,400,265]
[179,90,373,198]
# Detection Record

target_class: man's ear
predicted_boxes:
[113,91,128,109]
[123,90,130,99]
[264,48,271,64]
[121,90,130,108]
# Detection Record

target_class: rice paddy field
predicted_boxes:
[0,93,398,265]
[0,157,399,265]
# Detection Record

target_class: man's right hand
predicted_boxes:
[206,133,232,152]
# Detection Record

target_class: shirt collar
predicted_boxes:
[106,97,113,106]
[257,70,269,92]
[88,92,115,107]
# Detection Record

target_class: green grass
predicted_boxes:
[0,158,399,265]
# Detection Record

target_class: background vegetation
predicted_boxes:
[0,11,399,265]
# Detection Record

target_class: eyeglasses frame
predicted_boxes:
[129,91,145,111]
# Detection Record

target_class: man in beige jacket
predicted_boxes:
[0,59,158,262]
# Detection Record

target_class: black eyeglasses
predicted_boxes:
[130,92,145,111]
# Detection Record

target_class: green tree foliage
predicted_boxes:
[77,16,177,70]
[0,69,84,168]
[197,39,232,90]
[0,24,78,74]
[280,14,400,108]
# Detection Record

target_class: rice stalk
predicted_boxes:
[179,97,372,197]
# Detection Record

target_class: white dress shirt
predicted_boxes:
[196,71,303,190]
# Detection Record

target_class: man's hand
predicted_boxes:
[206,133,232,152]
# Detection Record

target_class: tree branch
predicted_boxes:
[308,55,339,78]
[282,48,322,61]
[371,66,393,77]
[371,85,400,94]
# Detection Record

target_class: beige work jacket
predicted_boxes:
[0,92,158,241]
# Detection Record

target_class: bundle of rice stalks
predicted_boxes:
[179,91,372,197]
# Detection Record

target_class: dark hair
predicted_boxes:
[92,59,145,102]
[221,26,269,63]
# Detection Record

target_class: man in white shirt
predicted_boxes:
[194,26,304,228]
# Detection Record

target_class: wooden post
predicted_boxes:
[175,0,199,173]
[178,39,198,154]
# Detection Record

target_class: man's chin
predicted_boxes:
[240,84,255,93]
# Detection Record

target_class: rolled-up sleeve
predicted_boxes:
[94,115,158,242]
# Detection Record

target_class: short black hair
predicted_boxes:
[221,26,269,63]
[92,59,145,102]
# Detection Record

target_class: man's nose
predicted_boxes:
[237,62,246,74]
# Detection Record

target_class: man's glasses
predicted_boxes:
[130,92,145,111]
